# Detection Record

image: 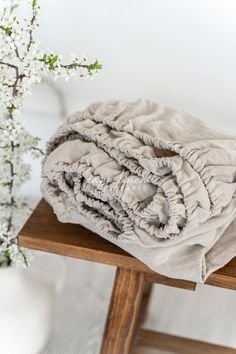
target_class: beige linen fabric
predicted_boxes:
[41,99,236,282]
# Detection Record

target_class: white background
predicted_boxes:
[25,0,236,131]
[6,0,236,352]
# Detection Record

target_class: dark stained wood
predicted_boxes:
[19,199,195,290]
[138,282,153,325]
[146,273,196,290]
[19,199,236,291]
[205,266,236,290]
[135,329,236,354]
[100,268,145,354]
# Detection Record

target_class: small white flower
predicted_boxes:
[0,0,101,267]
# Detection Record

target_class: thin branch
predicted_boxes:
[0,61,25,96]
[30,146,44,155]
[26,7,37,52]
[0,202,17,207]
[14,46,20,59]
[2,82,14,88]
[0,14,20,59]
[0,61,18,71]
[0,144,20,148]
[61,63,90,70]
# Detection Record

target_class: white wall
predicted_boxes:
[24,0,236,133]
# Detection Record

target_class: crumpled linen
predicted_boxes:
[41,99,236,282]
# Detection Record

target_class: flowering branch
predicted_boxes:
[0,0,102,267]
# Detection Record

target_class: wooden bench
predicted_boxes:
[19,199,236,354]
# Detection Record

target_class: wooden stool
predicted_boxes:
[19,200,236,354]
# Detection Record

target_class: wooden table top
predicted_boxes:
[19,199,236,291]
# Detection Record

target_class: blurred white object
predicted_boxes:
[0,254,65,354]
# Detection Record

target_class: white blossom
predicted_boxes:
[0,0,102,267]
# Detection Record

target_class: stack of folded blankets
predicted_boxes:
[41,99,236,282]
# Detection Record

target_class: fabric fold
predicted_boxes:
[41,99,236,282]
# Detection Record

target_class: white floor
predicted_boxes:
[21,111,236,353]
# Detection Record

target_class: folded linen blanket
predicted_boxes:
[41,99,236,282]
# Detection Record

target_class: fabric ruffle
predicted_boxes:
[41,99,236,282]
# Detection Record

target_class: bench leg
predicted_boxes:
[100,267,146,354]
[139,281,153,325]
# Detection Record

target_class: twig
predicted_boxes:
[30,146,44,155]
[26,6,37,53]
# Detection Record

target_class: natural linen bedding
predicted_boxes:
[41,99,236,283]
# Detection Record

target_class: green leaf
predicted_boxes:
[88,60,103,72]
[5,26,12,35]
[7,105,14,113]
[1,182,11,187]
[47,55,58,70]
[32,0,37,9]
[51,55,58,64]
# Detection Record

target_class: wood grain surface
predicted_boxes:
[135,329,236,354]
[100,268,145,354]
[19,199,236,291]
